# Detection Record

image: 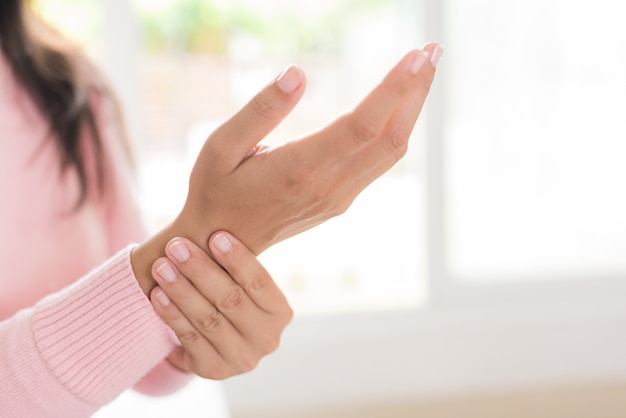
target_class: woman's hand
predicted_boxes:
[131,43,442,294]
[149,234,292,379]
[177,43,442,255]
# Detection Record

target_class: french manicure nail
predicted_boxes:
[154,290,171,307]
[276,65,304,94]
[156,262,177,283]
[409,50,428,75]
[213,232,232,253]
[168,240,190,263]
[430,45,444,69]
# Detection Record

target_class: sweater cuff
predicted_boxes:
[32,245,178,406]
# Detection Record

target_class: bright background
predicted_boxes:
[36,0,626,417]
[37,0,427,315]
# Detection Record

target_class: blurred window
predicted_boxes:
[36,0,626,308]
[34,0,626,414]
[38,0,428,314]
[443,0,626,284]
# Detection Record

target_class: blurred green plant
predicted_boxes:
[36,0,391,55]
[136,0,227,52]
[133,0,389,54]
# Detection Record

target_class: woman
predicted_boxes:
[0,1,292,415]
[0,0,441,416]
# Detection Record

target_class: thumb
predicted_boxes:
[207,65,306,172]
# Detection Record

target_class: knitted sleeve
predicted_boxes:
[0,246,180,418]
[92,89,194,397]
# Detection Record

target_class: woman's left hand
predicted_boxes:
[149,233,293,379]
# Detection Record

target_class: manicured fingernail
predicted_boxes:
[409,50,428,75]
[213,232,232,253]
[276,65,303,94]
[154,290,171,306]
[430,45,444,69]
[156,261,177,283]
[168,239,190,263]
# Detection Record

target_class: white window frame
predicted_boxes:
[102,0,626,415]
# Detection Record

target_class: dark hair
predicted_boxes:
[0,0,125,208]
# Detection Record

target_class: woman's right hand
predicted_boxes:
[150,233,292,379]
[177,43,443,255]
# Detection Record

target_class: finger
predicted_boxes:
[347,49,428,146]
[301,48,429,162]
[152,257,265,376]
[150,286,230,379]
[166,237,288,359]
[164,238,263,323]
[163,236,283,355]
[349,43,443,186]
[152,256,247,357]
[209,231,292,321]
[208,65,307,172]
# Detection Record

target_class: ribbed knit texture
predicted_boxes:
[32,247,179,407]
[0,47,201,417]
[0,247,183,417]
[1,309,95,418]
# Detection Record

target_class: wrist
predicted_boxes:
[130,223,175,296]
[129,213,215,297]
[173,205,214,254]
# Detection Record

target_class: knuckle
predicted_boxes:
[199,363,229,380]
[177,329,201,345]
[283,304,294,324]
[248,272,270,293]
[260,334,281,354]
[219,286,245,312]
[211,371,230,380]
[197,309,222,333]
[351,117,380,146]
[239,354,260,374]
[383,127,410,161]
[250,93,279,121]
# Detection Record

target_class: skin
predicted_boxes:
[136,43,442,379]
[150,234,292,379]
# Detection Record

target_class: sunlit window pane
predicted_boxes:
[444,0,626,283]
[35,0,103,56]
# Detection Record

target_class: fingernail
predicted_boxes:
[154,290,171,306]
[409,50,427,75]
[430,45,444,69]
[213,232,233,253]
[276,65,303,94]
[168,239,190,263]
[156,261,177,283]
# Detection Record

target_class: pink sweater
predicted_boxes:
[0,54,191,416]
